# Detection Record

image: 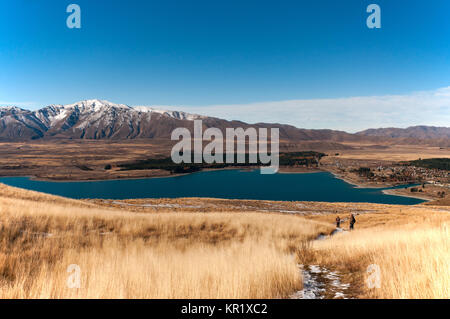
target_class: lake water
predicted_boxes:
[0,170,425,205]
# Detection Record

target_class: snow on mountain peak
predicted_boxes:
[61,99,132,112]
[0,99,210,140]
[1,99,204,122]
[134,105,204,120]
[0,106,26,112]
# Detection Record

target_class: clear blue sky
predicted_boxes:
[1,0,449,110]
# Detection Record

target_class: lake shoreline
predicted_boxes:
[324,170,400,189]
[0,169,427,205]
[382,189,434,201]
[0,167,432,204]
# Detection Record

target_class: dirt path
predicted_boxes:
[290,264,351,299]
[290,227,353,299]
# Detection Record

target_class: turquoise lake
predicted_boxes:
[0,170,424,205]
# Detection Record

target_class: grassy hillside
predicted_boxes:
[304,209,449,298]
[0,184,330,298]
[0,183,448,298]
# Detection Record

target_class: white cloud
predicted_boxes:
[154,87,450,133]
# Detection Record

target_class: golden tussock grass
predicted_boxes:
[0,185,332,299]
[4,240,300,299]
[300,208,450,299]
[1,184,449,299]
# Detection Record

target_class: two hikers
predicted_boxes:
[335,214,356,230]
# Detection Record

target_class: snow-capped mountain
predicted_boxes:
[0,100,205,140]
[0,99,448,146]
[0,99,355,141]
[0,106,47,139]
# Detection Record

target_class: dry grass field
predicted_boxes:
[0,184,332,298]
[0,183,448,299]
[302,207,450,298]
[0,140,174,181]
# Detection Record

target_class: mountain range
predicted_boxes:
[0,99,448,146]
[356,126,450,140]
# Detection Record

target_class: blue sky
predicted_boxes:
[1,0,449,130]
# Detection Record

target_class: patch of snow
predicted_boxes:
[290,264,351,299]
[315,233,327,240]
[134,105,204,120]
[53,109,68,121]
[330,227,346,236]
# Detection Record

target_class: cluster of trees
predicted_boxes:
[117,151,326,174]
[407,158,450,171]
[278,152,326,167]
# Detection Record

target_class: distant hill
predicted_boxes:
[0,100,448,147]
[0,99,360,142]
[356,126,450,140]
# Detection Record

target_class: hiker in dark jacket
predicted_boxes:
[336,216,341,228]
[349,214,356,230]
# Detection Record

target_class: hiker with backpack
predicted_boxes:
[349,214,356,230]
